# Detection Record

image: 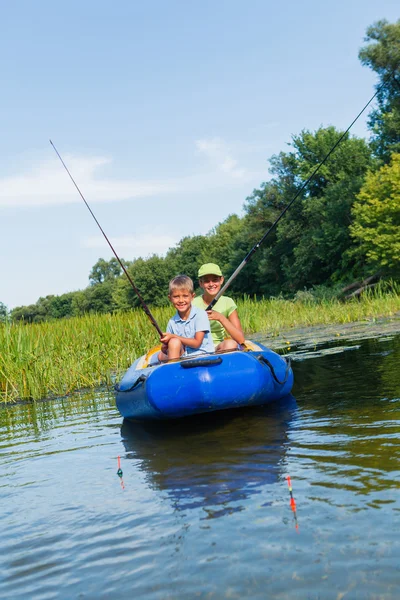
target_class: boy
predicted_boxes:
[192,263,245,351]
[158,275,215,361]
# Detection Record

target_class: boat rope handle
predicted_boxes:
[180,356,223,369]
[114,374,147,393]
[256,355,292,385]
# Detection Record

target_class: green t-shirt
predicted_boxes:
[192,295,237,344]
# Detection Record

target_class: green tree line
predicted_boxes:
[5,19,400,324]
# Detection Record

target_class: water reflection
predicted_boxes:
[290,336,400,504]
[293,334,400,404]
[0,390,116,441]
[120,395,297,518]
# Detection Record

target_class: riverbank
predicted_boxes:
[1,290,400,403]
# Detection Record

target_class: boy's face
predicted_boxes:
[168,288,195,313]
[199,275,224,296]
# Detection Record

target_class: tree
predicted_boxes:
[0,302,7,323]
[166,235,212,283]
[359,19,400,161]
[350,153,400,276]
[224,181,289,297]
[37,293,75,319]
[84,281,116,313]
[11,304,41,323]
[198,214,244,280]
[71,290,91,316]
[113,255,173,310]
[240,127,373,293]
[89,257,125,284]
[10,294,76,322]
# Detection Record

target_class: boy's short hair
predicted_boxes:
[168,275,194,295]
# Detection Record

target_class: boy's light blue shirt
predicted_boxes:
[166,306,214,354]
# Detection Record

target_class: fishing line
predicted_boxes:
[50,140,164,338]
[206,83,385,310]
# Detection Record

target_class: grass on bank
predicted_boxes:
[1,285,400,403]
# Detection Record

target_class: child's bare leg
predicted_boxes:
[216,339,239,352]
[158,338,184,361]
[158,343,169,362]
[167,337,184,359]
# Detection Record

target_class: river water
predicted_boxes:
[0,329,399,599]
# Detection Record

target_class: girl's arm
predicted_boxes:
[207,309,245,344]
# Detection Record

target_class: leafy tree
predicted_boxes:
[11,304,41,323]
[239,127,373,293]
[52,293,75,318]
[113,255,173,310]
[41,294,75,319]
[84,281,116,313]
[221,182,288,298]
[197,214,245,291]
[10,294,75,322]
[350,153,400,275]
[0,302,8,323]
[166,235,212,283]
[359,19,400,161]
[89,257,125,284]
[71,290,91,316]
[242,155,301,296]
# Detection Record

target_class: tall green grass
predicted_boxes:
[1,285,400,403]
[240,282,400,333]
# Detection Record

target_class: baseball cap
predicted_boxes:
[198,263,223,278]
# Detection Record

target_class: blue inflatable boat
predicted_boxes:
[115,340,293,421]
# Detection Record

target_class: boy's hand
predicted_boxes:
[160,333,176,344]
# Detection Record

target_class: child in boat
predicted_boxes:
[158,275,215,361]
[192,263,245,351]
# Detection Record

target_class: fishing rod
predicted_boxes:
[50,140,164,338]
[206,83,384,310]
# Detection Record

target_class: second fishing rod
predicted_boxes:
[206,81,386,310]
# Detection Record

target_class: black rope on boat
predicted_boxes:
[256,354,292,385]
[115,374,147,393]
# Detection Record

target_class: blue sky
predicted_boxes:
[0,1,398,309]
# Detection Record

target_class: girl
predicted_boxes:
[192,263,245,351]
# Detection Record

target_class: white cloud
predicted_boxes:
[0,154,178,208]
[0,139,267,209]
[82,232,178,257]
[196,137,247,179]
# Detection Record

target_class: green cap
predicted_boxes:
[198,263,223,278]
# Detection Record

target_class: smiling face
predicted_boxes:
[168,287,195,315]
[199,275,224,298]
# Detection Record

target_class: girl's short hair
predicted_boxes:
[169,275,194,295]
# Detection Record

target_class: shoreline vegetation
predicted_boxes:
[1,286,400,404]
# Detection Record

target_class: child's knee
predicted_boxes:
[168,338,182,351]
[217,339,238,351]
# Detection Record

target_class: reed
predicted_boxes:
[239,282,400,334]
[1,286,399,403]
